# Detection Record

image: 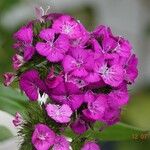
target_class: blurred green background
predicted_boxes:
[0,0,150,149]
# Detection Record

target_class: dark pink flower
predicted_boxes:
[14,26,35,61]
[12,112,23,127]
[53,135,70,150]
[70,118,88,134]
[108,83,129,107]
[124,54,138,84]
[36,28,69,62]
[94,62,124,87]
[65,74,88,88]
[93,26,131,58]
[12,54,24,70]
[46,104,72,123]
[32,124,55,150]
[45,68,63,89]
[63,48,94,77]
[3,72,16,86]
[83,94,108,121]
[81,141,100,150]
[52,15,87,39]
[101,107,121,125]
[19,70,46,101]
[50,80,84,110]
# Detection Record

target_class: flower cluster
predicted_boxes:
[4,13,138,150]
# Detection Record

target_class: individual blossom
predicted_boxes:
[19,69,46,101]
[93,26,131,58]
[124,54,138,84]
[32,124,55,150]
[101,106,121,125]
[46,104,72,123]
[108,83,129,107]
[12,112,23,127]
[12,54,24,70]
[65,73,88,88]
[50,80,84,110]
[102,36,131,58]
[45,67,63,89]
[83,94,108,121]
[92,25,112,40]
[36,28,69,62]
[94,61,124,87]
[52,135,70,150]
[81,141,101,150]
[14,26,35,61]
[52,15,87,39]
[63,48,94,77]
[70,118,88,134]
[3,72,16,86]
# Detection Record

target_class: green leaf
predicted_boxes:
[0,85,28,115]
[65,122,149,141]
[0,125,13,142]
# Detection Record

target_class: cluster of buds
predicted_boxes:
[5,12,138,150]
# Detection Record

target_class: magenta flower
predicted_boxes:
[65,74,88,88]
[52,15,87,39]
[124,54,138,84]
[70,118,88,134]
[12,54,24,70]
[83,94,107,121]
[3,72,16,86]
[12,112,23,127]
[14,26,35,61]
[81,141,100,150]
[101,107,121,125]
[46,104,72,123]
[53,136,70,150]
[108,84,129,107]
[19,70,46,101]
[36,28,69,62]
[94,62,124,87]
[63,48,94,77]
[93,25,112,40]
[32,124,55,150]
[45,68,63,89]
[50,80,84,110]
[93,26,131,58]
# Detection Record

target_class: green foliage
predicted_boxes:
[65,122,149,142]
[0,85,27,115]
[0,125,13,142]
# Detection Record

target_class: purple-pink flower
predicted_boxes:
[12,112,23,127]
[52,15,87,39]
[32,124,55,150]
[71,118,88,134]
[94,62,124,87]
[19,69,46,101]
[53,135,70,150]
[3,72,16,86]
[81,141,101,150]
[50,80,84,110]
[36,28,69,62]
[108,83,129,107]
[46,104,72,123]
[14,26,35,61]
[12,54,24,70]
[83,94,108,121]
[63,48,94,77]
[124,54,138,84]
